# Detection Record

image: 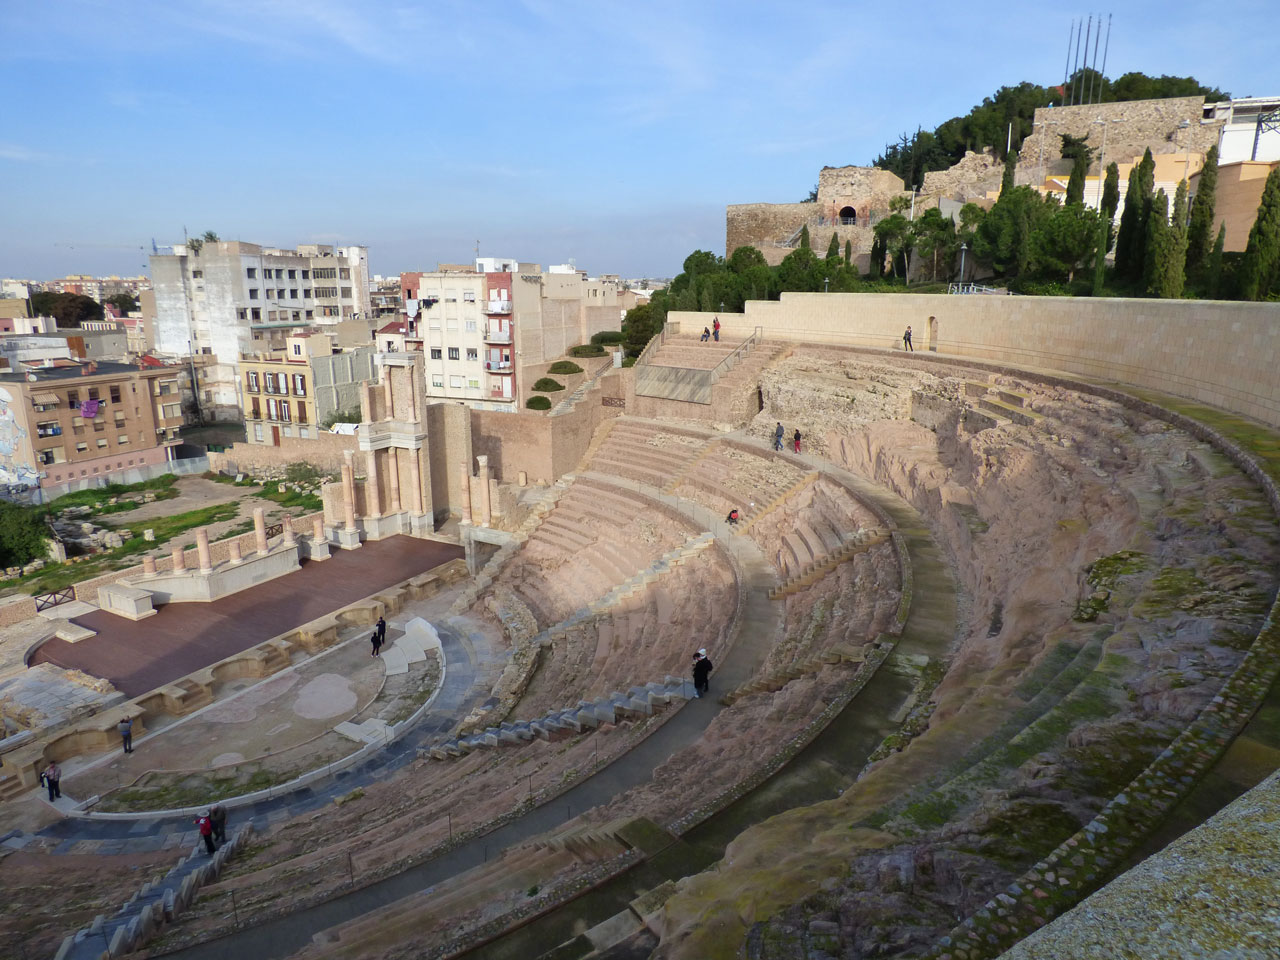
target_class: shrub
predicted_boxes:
[547,360,583,375]
[621,356,636,368]
[568,343,606,358]
[0,501,49,568]
[526,395,552,410]
[590,330,625,345]
[532,377,565,392]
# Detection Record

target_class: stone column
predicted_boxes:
[365,449,382,518]
[459,460,472,525]
[383,369,394,417]
[341,451,357,531]
[282,513,296,545]
[228,540,243,564]
[313,515,326,542]
[171,545,186,573]
[409,448,425,515]
[477,455,492,528]
[387,448,402,513]
[253,507,269,553]
[142,555,157,577]
[195,528,213,574]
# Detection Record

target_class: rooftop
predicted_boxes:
[0,359,177,383]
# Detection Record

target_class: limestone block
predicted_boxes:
[97,583,157,621]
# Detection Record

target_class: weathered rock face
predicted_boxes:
[657,352,1280,959]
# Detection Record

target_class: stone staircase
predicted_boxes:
[447,477,575,617]
[720,642,868,706]
[737,470,820,533]
[964,381,1044,428]
[769,528,890,599]
[425,677,692,760]
[549,357,615,417]
[530,532,715,645]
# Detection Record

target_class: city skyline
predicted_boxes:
[2,0,1275,281]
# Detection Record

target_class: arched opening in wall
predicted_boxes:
[755,386,765,415]
[838,206,857,225]
[928,315,938,352]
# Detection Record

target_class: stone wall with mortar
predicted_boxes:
[816,165,907,217]
[726,202,817,257]
[210,432,357,475]
[922,149,1004,201]
[1015,96,1221,182]
[426,401,471,522]
[668,292,1280,428]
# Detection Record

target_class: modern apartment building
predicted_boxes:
[239,333,376,445]
[149,241,370,420]
[399,269,498,408]
[0,360,184,491]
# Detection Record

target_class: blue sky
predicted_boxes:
[1,0,1274,280]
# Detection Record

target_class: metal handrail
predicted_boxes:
[708,325,762,386]
[633,323,667,367]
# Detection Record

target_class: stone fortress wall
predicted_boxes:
[1014,95,1221,182]
[669,292,1280,429]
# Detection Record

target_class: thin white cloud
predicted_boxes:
[0,143,44,162]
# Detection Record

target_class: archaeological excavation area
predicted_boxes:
[2,292,1279,960]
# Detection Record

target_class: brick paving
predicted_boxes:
[30,537,462,697]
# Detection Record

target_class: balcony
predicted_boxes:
[484,359,513,373]
[484,326,511,344]
[485,300,512,315]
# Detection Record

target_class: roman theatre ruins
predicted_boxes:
[3,293,1279,960]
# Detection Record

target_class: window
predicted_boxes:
[448,347,459,360]
[292,311,301,321]
[288,269,296,279]
[292,343,302,356]
[246,371,259,392]
[465,320,477,332]
[339,286,351,299]
[36,421,61,438]
[276,288,285,299]
[386,340,396,351]
[466,348,478,361]
[93,420,105,433]
[162,402,181,419]
[109,386,121,404]
[313,267,336,279]
[305,309,313,319]
[431,374,444,388]
[249,288,259,299]
[468,378,480,389]
[430,348,442,359]
[266,398,278,420]
[250,398,261,419]
[96,438,108,449]
[450,375,463,389]
[339,267,350,279]
[292,374,306,396]
[253,423,264,441]
[279,400,290,422]
[192,269,203,279]
[290,288,298,299]
[118,435,129,445]
[76,441,88,453]
[302,269,310,280]
[251,308,261,321]
[463,291,476,302]
[238,308,247,320]
[299,427,310,439]
[314,287,338,298]
[247,268,257,279]
[88,387,100,401]
[303,289,312,298]
[66,390,78,409]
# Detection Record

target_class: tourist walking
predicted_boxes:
[903,326,913,351]
[195,812,216,855]
[42,761,61,802]
[712,317,721,342]
[118,717,133,754]
[774,422,784,451]
[371,630,383,657]
[726,508,740,526]
[692,649,713,698]
[209,802,228,845]
[376,616,387,646]
[793,429,802,454]
[700,326,711,342]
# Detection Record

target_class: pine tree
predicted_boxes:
[1239,165,1280,301]
[1207,224,1226,299]
[844,239,852,265]
[1115,167,1144,279]
[1165,180,1189,298]
[1185,145,1219,276]
[826,232,841,261]
[1066,152,1089,206]
[1001,149,1018,196]
[799,225,811,250]
[1143,189,1171,296]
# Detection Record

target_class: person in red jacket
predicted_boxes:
[195,812,216,854]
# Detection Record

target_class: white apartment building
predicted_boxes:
[402,271,498,409]
[150,240,370,420]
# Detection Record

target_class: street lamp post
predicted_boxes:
[959,242,968,285]
[824,277,829,293]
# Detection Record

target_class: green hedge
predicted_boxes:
[526,395,552,410]
[547,360,583,375]
[590,331,625,345]
[532,377,565,392]
[569,343,606,358]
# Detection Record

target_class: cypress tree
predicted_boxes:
[1001,149,1018,197]
[1207,224,1226,299]
[1143,189,1171,296]
[826,232,841,261]
[1101,162,1120,251]
[868,234,884,279]
[1239,165,1280,301]
[799,225,811,250]
[1185,144,1219,276]
[844,239,852,265]
[1066,152,1089,206]
[1115,166,1144,279]
[1165,180,1189,298]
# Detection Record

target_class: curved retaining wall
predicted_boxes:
[668,293,1280,429]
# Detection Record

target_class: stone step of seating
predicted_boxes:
[769,530,889,599]
[979,396,1042,427]
[721,643,868,706]
[424,678,691,760]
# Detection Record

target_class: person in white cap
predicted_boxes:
[692,648,713,698]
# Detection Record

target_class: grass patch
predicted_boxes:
[43,475,179,516]
[99,766,294,812]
